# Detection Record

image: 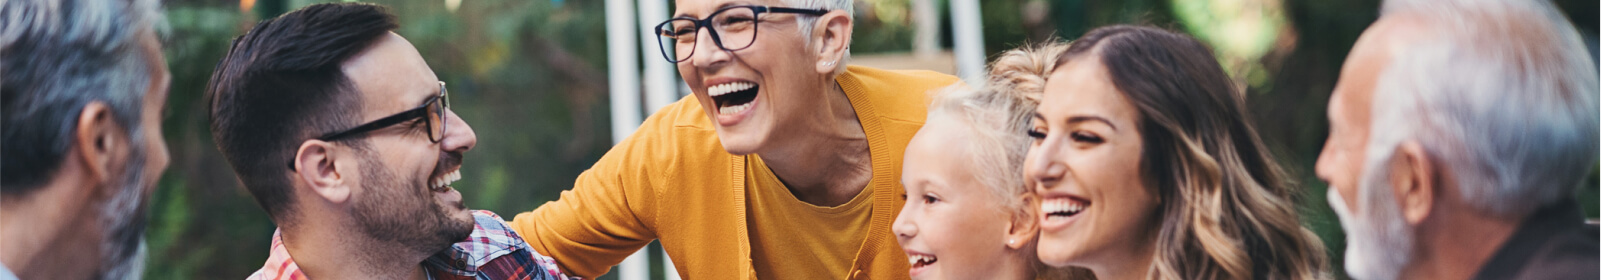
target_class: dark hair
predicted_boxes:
[1053,25,1328,279]
[206,2,397,223]
[1,0,159,194]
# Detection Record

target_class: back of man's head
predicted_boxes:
[207,2,397,225]
[1371,0,1599,218]
[2,0,161,194]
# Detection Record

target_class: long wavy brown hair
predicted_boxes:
[1051,25,1329,280]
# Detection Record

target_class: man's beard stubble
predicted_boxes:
[1327,158,1416,280]
[97,144,150,280]
[350,149,474,257]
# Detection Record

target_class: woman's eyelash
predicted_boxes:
[1026,129,1046,139]
[1071,132,1104,143]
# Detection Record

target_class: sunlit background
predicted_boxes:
[148,0,1600,278]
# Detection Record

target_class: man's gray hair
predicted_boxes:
[785,0,852,74]
[0,0,162,193]
[1369,0,1599,217]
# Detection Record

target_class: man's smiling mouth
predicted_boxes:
[429,169,460,192]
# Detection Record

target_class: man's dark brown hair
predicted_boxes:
[206,2,397,224]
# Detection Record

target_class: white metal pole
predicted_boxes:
[950,0,986,87]
[911,0,940,59]
[638,0,678,113]
[606,0,642,143]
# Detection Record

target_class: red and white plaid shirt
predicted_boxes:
[247,210,574,280]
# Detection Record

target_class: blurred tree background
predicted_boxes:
[146,0,1599,278]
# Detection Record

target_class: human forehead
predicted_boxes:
[673,0,785,17]
[341,33,439,116]
[903,118,978,187]
[1040,58,1133,123]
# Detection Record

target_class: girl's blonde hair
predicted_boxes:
[926,41,1095,280]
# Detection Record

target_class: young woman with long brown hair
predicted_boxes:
[1026,25,1330,280]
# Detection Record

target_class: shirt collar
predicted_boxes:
[250,210,531,280]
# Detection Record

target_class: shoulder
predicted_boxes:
[627,95,729,162]
[1514,223,1600,279]
[430,211,578,279]
[837,66,962,124]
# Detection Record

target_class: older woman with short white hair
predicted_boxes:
[508,0,962,278]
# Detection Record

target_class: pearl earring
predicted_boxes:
[1007,239,1015,245]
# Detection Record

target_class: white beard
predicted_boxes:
[1327,177,1415,280]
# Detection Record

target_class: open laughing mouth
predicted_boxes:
[1041,196,1089,223]
[709,81,759,116]
[907,252,937,275]
[429,169,460,193]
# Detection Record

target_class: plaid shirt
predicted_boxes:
[248,210,575,280]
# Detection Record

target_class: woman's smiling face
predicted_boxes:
[672,0,840,155]
[1025,57,1161,270]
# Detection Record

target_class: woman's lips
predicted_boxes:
[1040,195,1090,231]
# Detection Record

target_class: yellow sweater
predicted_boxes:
[509,66,961,280]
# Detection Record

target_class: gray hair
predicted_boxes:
[1369,0,1599,217]
[1,0,163,193]
[784,0,852,74]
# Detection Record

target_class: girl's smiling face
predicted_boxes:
[895,114,1035,280]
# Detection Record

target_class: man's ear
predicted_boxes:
[294,140,351,204]
[1390,141,1436,225]
[73,101,127,197]
[811,10,853,74]
[1005,193,1040,250]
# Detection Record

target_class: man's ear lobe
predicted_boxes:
[1391,141,1435,225]
[73,101,125,192]
[812,10,853,74]
[295,141,350,204]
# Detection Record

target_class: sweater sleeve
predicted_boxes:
[508,106,678,278]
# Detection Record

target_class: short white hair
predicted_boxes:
[1369,0,1599,217]
[784,0,852,74]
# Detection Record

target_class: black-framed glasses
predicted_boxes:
[654,5,829,63]
[287,81,451,170]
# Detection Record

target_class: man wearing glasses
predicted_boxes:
[206,3,569,280]
[507,0,960,279]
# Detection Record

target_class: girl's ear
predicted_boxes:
[1006,193,1040,250]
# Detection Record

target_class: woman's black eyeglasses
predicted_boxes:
[287,81,451,170]
[654,5,828,63]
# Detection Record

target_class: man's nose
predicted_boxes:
[440,109,476,153]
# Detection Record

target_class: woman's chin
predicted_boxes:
[714,126,772,155]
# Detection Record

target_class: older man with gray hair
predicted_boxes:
[0,0,170,279]
[1316,0,1599,279]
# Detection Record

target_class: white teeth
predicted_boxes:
[717,102,753,115]
[906,254,937,266]
[708,81,755,97]
[432,169,462,191]
[1041,198,1087,219]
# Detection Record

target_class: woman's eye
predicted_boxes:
[724,16,754,24]
[1026,128,1046,139]
[1070,131,1104,144]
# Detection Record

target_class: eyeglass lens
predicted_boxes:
[658,7,760,63]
